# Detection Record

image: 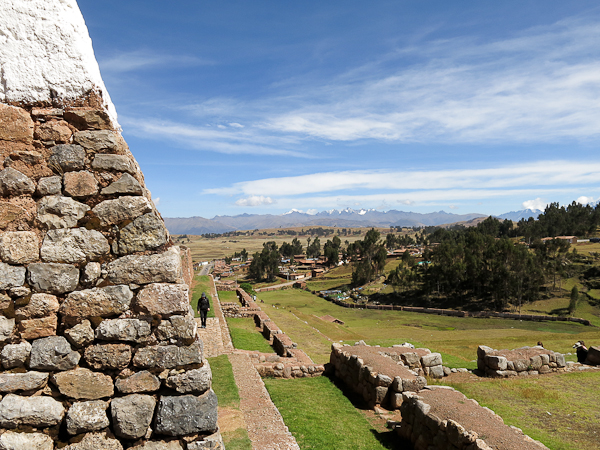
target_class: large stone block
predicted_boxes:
[40,227,109,263]
[95,318,152,342]
[132,342,203,369]
[63,170,99,198]
[107,247,182,285]
[115,370,161,394]
[63,431,123,450]
[485,355,508,371]
[60,285,133,320]
[18,315,58,340]
[37,195,90,229]
[0,231,39,264]
[0,431,53,450]
[91,153,136,173]
[15,293,59,320]
[35,119,72,143]
[111,394,156,439]
[92,196,152,226]
[187,433,225,450]
[1,341,32,369]
[0,316,15,344]
[0,167,35,196]
[84,343,132,370]
[0,263,25,290]
[0,104,34,144]
[165,363,212,394]
[135,283,189,316]
[0,371,48,393]
[48,144,86,172]
[52,368,114,400]
[65,110,113,131]
[157,315,197,344]
[420,352,442,368]
[27,262,79,294]
[36,175,62,196]
[102,173,143,196]
[66,400,110,435]
[113,213,168,254]
[65,320,95,348]
[29,336,80,371]
[74,130,122,153]
[130,440,184,450]
[154,390,218,436]
[0,394,65,428]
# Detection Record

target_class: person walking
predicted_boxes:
[198,292,210,328]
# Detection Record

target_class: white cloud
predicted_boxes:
[306,209,318,215]
[449,205,459,210]
[100,50,212,74]
[120,117,308,157]
[153,197,161,206]
[261,17,600,143]
[204,161,600,197]
[229,123,244,128]
[235,195,275,207]
[522,198,547,210]
[576,196,595,205]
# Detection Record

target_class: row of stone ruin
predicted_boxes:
[329,342,450,410]
[478,345,567,377]
[331,343,549,450]
[394,387,548,450]
[0,103,221,449]
[223,288,325,378]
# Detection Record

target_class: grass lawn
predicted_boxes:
[226,317,274,353]
[218,290,238,302]
[435,371,600,450]
[191,274,215,318]
[208,355,252,450]
[264,376,402,450]
[257,288,600,365]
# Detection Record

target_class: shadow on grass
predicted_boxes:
[326,374,414,450]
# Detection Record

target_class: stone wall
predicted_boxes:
[477,345,567,377]
[179,245,194,291]
[330,343,429,409]
[0,104,222,449]
[393,387,548,450]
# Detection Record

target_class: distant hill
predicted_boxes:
[164,208,487,235]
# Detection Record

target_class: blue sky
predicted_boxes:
[79,0,600,219]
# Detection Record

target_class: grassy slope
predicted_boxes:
[257,288,599,365]
[264,377,399,450]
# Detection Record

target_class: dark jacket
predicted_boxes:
[198,296,210,311]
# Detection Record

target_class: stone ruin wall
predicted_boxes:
[477,345,566,377]
[0,102,223,449]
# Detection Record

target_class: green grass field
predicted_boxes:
[226,317,274,353]
[264,377,401,450]
[433,371,600,450]
[255,287,600,449]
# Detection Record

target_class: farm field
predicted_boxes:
[173,227,391,261]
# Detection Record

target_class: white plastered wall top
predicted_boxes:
[0,0,119,128]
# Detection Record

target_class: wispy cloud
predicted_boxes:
[120,117,309,157]
[261,17,600,143]
[100,50,213,73]
[205,161,600,197]
[522,198,547,210]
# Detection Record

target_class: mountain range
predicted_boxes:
[163,208,543,235]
